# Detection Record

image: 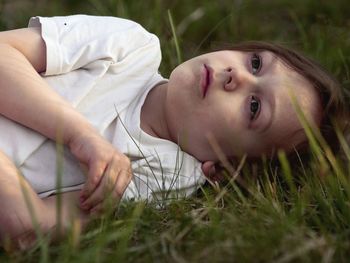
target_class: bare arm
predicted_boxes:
[0,27,132,213]
[0,27,95,145]
[0,149,89,251]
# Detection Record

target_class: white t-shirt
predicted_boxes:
[0,15,205,200]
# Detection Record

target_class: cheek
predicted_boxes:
[208,103,242,143]
[170,62,198,87]
[218,99,242,131]
[167,72,196,108]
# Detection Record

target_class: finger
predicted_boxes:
[89,202,104,216]
[80,166,118,210]
[113,167,132,198]
[81,167,132,212]
[80,161,106,200]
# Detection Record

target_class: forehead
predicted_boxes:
[257,53,322,153]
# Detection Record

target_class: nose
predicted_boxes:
[223,68,254,91]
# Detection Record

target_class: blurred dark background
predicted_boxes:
[1,0,349,91]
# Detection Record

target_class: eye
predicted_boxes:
[251,53,262,75]
[250,96,260,120]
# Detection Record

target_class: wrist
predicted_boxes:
[66,126,102,156]
[64,122,97,147]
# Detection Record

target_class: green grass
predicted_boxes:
[1,0,350,262]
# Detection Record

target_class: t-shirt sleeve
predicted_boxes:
[28,15,159,76]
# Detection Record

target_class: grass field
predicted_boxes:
[0,0,350,262]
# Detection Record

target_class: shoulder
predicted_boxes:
[29,15,155,40]
[29,14,160,54]
[28,15,161,75]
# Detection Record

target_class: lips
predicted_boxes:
[201,64,212,98]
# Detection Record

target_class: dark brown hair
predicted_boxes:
[218,41,348,157]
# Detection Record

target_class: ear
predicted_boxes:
[201,161,227,184]
[201,161,216,178]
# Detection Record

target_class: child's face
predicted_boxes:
[164,50,322,162]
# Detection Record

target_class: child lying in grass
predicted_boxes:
[0,15,346,250]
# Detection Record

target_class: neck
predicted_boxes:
[140,82,174,143]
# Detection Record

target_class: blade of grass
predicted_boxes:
[17,172,49,262]
[55,130,64,242]
[278,150,297,195]
[167,9,182,64]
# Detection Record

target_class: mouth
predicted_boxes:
[201,64,212,98]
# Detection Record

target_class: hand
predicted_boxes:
[201,161,226,184]
[68,132,132,214]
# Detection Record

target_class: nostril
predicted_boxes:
[226,67,232,72]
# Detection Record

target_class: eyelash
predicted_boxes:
[248,53,262,121]
[250,95,261,121]
[251,53,262,75]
